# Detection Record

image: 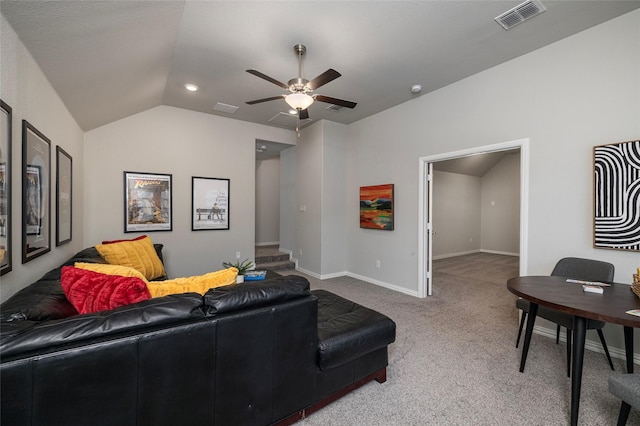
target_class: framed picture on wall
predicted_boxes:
[0,99,12,275]
[22,120,51,263]
[56,146,72,246]
[360,184,394,230]
[123,171,172,233]
[192,176,230,231]
[594,140,640,252]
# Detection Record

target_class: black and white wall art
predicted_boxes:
[594,140,640,252]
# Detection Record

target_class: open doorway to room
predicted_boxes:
[418,139,529,297]
[254,139,296,268]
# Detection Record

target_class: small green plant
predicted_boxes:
[222,258,254,275]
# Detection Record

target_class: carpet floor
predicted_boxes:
[281,252,639,425]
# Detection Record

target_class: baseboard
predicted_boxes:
[532,324,640,365]
[295,266,319,278]
[433,250,480,260]
[480,249,519,257]
[345,272,420,298]
[433,249,519,260]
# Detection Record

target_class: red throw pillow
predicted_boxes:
[60,266,151,314]
[101,235,147,245]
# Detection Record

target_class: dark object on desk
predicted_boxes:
[515,257,615,376]
[609,373,640,426]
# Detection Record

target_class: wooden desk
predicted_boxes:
[507,276,640,426]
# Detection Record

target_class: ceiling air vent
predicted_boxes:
[495,0,546,30]
[326,104,344,112]
[268,112,312,128]
[213,102,239,114]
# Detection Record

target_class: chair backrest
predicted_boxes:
[551,257,615,283]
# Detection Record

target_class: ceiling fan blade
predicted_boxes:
[246,69,289,90]
[314,95,357,109]
[307,69,341,90]
[245,95,284,105]
[299,109,309,120]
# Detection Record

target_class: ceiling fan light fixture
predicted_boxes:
[285,93,314,110]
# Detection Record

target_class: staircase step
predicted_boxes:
[255,260,296,271]
[255,253,290,264]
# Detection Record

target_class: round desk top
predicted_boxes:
[507,275,640,328]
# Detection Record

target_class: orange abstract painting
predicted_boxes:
[360,184,394,230]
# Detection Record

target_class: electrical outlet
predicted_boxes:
[236,251,241,259]
[376,260,381,268]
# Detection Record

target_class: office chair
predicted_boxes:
[515,257,615,376]
[609,374,640,426]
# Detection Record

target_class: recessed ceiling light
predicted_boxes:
[184,83,199,92]
[288,109,297,115]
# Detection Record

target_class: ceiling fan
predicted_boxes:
[245,44,357,134]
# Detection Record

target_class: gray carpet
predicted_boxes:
[282,252,639,425]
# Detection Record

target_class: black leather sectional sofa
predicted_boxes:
[0,246,396,425]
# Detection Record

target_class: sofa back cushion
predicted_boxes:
[0,244,165,322]
[0,293,205,359]
[0,278,78,322]
[203,275,310,315]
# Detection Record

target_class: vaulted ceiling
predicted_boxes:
[2,1,638,132]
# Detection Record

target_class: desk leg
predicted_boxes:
[624,326,634,373]
[570,316,586,426]
[519,302,538,373]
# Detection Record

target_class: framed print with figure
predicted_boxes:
[22,120,51,263]
[0,99,12,275]
[124,171,172,233]
[192,177,230,231]
[56,146,72,246]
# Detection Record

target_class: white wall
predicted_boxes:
[279,146,296,254]
[481,153,520,255]
[432,153,520,259]
[295,122,323,273]
[290,120,348,278]
[0,15,85,302]
[432,171,482,258]
[345,10,639,350]
[321,121,347,276]
[83,105,294,278]
[347,10,639,291]
[255,157,280,245]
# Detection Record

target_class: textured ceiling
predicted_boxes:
[2,1,638,133]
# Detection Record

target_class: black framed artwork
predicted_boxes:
[0,99,12,275]
[594,140,640,252]
[56,146,72,246]
[22,120,51,263]
[124,171,172,233]
[192,177,230,231]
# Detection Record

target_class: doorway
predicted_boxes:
[418,138,529,297]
